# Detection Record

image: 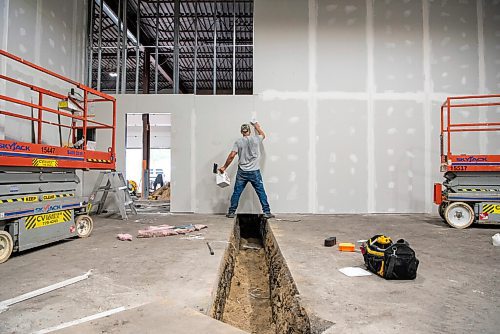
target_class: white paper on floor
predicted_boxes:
[339,267,372,277]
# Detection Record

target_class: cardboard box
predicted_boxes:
[216,172,231,188]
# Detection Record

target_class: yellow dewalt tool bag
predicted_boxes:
[361,235,419,280]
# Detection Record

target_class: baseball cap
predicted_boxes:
[241,124,251,133]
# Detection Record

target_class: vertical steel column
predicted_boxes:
[193,0,199,94]
[135,0,141,94]
[115,0,122,94]
[88,0,95,87]
[154,0,160,94]
[232,0,236,95]
[212,0,217,95]
[142,113,150,199]
[143,48,151,94]
[173,0,180,94]
[121,0,128,94]
[97,0,103,91]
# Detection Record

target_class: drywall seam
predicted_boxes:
[1,0,8,51]
[423,0,432,213]
[366,0,375,212]
[477,0,486,94]
[34,0,42,84]
[261,90,469,105]
[477,0,487,154]
[308,0,317,214]
[431,92,458,102]
[72,0,78,81]
[190,103,196,212]
[83,0,89,84]
[260,91,431,102]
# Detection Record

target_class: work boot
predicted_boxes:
[226,212,236,218]
[263,213,275,219]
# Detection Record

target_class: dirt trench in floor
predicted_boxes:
[223,241,276,334]
[210,214,331,334]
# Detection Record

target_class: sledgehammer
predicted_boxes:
[206,242,214,255]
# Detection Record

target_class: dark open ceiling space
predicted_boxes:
[89,0,254,94]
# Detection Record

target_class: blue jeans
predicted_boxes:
[229,169,271,214]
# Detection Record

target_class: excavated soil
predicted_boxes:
[211,215,319,334]
[222,241,276,334]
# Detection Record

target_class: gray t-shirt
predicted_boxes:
[232,135,263,171]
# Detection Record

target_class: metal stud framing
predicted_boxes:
[89,0,253,94]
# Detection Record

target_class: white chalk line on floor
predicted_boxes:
[33,306,127,334]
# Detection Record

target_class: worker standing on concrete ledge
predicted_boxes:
[219,121,275,219]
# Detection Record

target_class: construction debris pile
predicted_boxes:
[137,224,207,238]
[149,183,170,201]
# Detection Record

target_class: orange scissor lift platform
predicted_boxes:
[0,50,116,170]
[434,94,500,229]
[0,49,116,263]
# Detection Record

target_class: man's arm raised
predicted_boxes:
[252,122,266,140]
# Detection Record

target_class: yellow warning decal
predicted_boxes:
[459,188,498,192]
[482,204,500,214]
[25,210,72,230]
[87,158,112,163]
[45,193,74,200]
[0,193,74,204]
[33,158,58,167]
[43,194,56,201]
[0,198,22,204]
[23,195,38,203]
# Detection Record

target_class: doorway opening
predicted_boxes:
[125,113,171,212]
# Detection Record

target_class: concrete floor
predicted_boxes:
[0,213,498,333]
[270,215,500,334]
[0,214,233,334]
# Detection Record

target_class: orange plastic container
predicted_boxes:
[338,243,355,252]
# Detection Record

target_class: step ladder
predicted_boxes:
[88,172,137,220]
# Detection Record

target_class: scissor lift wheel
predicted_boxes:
[0,231,14,263]
[444,202,474,229]
[75,215,93,238]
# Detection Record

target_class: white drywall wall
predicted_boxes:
[252,0,500,213]
[85,0,500,214]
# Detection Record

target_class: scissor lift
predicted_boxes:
[0,50,116,263]
[434,94,500,228]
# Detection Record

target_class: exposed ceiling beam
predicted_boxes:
[102,0,186,93]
